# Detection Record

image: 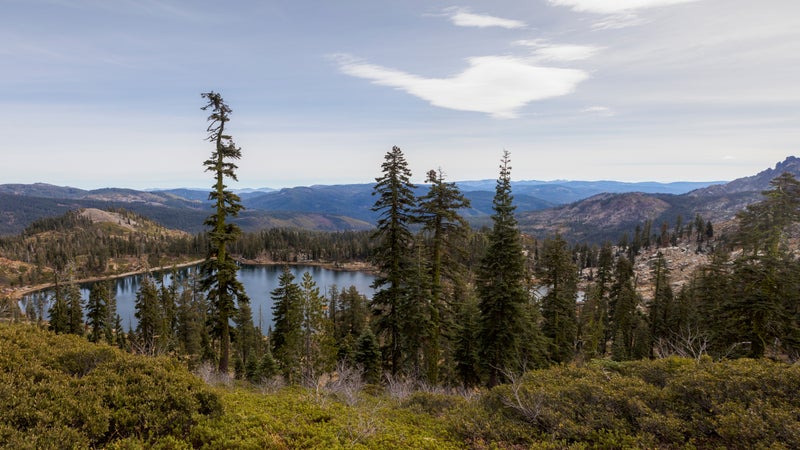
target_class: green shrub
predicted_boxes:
[0,323,221,448]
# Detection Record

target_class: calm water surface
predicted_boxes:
[22,264,375,329]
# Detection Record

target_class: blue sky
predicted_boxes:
[2,0,798,189]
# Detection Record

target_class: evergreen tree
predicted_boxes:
[476,151,534,386]
[176,285,204,360]
[370,146,416,375]
[234,301,262,379]
[609,256,641,361]
[580,242,613,358]
[199,91,250,374]
[647,252,674,356]
[354,327,382,384]
[453,292,482,388]
[271,267,303,383]
[65,281,84,336]
[134,275,160,354]
[538,235,579,363]
[86,282,110,343]
[334,285,369,362]
[48,277,68,334]
[720,173,800,358]
[299,272,336,380]
[158,276,178,351]
[104,282,117,344]
[415,168,471,383]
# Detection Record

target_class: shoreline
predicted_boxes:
[4,258,206,300]
[5,258,376,300]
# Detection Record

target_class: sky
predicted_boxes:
[2,0,799,190]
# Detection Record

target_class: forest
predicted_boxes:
[2,93,800,448]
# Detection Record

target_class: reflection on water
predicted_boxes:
[22,264,375,329]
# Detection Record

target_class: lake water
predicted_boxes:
[22,264,375,330]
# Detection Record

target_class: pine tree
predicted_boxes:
[134,275,160,354]
[476,151,534,386]
[86,282,110,343]
[370,146,416,375]
[299,272,335,380]
[415,168,471,383]
[176,285,204,359]
[271,267,303,383]
[609,256,643,361]
[580,242,613,358]
[647,252,674,356]
[538,235,578,363]
[334,285,369,362]
[354,327,382,384]
[48,277,69,334]
[65,281,84,336]
[199,91,250,373]
[453,292,482,388]
[234,301,261,379]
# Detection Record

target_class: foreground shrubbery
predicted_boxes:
[455,357,800,449]
[0,323,221,448]
[3,323,800,449]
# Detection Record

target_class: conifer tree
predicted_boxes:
[476,151,533,386]
[271,267,303,383]
[199,91,250,373]
[65,281,84,336]
[370,146,416,375]
[453,292,482,388]
[333,285,369,362]
[234,301,262,379]
[415,168,471,383]
[538,235,579,363]
[609,256,642,361]
[176,285,204,359]
[580,242,613,358]
[647,252,674,356]
[48,277,68,334]
[87,282,110,343]
[355,327,382,384]
[134,275,160,354]
[299,272,336,379]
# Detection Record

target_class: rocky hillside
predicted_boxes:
[519,156,800,243]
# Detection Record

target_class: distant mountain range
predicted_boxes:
[517,156,800,242]
[0,158,796,242]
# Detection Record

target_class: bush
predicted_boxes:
[0,323,221,448]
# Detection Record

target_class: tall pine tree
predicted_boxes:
[199,91,250,373]
[370,146,416,376]
[477,151,534,387]
[415,168,471,383]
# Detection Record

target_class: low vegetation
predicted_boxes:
[3,323,800,449]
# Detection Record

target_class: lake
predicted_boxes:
[22,264,375,330]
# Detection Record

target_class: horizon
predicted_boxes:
[9,176,731,193]
[3,1,798,189]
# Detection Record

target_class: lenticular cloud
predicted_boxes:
[336,55,589,118]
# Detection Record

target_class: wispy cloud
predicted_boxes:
[333,54,588,118]
[582,106,614,116]
[515,40,602,62]
[547,0,701,14]
[444,7,526,29]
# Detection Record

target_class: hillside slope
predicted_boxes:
[519,156,800,242]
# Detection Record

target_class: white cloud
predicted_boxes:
[582,106,614,116]
[445,7,526,29]
[547,0,701,14]
[334,54,588,118]
[515,40,602,61]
